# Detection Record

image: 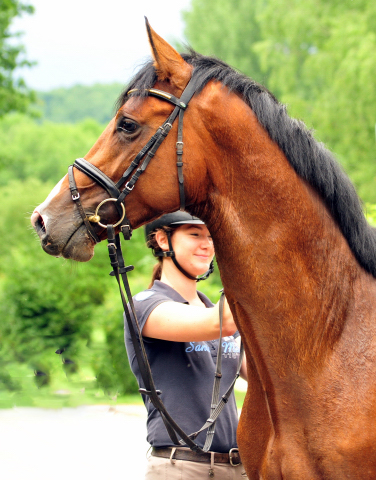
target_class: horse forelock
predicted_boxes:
[118,50,376,278]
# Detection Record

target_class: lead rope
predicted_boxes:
[106,225,244,453]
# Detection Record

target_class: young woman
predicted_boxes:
[124,211,248,479]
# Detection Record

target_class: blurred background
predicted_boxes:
[0,0,375,476]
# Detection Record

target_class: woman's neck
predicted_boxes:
[160,264,204,306]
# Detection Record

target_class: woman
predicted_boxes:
[124,211,247,479]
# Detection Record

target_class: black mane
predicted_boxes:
[119,51,376,277]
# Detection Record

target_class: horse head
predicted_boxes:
[31,20,213,261]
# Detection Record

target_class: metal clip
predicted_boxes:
[88,214,100,223]
[176,141,184,155]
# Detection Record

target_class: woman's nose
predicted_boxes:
[201,236,213,248]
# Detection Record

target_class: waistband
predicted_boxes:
[151,447,242,466]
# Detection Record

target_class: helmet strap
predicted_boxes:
[155,231,214,282]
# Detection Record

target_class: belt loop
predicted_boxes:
[170,447,177,465]
[209,452,215,477]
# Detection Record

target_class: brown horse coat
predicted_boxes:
[31,21,376,479]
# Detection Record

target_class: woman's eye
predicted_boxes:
[117,119,138,133]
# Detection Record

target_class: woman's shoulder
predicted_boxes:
[133,280,186,304]
[197,290,215,308]
[130,281,185,326]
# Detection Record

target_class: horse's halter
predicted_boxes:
[67,72,201,243]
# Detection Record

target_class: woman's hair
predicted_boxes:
[147,226,177,288]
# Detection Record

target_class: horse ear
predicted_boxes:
[145,17,192,91]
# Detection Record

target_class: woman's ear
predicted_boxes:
[155,229,170,252]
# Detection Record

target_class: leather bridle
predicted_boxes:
[65,72,244,454]
[67,72,202,243]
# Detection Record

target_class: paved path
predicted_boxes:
[0,405,149,480]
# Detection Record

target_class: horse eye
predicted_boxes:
[117,119,139,134]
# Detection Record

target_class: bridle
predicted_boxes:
[66,72,244,454]
[67,72,203,244]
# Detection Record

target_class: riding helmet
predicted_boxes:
[145,211,204,241]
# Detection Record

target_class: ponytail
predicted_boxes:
[146,226,176,288]
[148,261,162,288]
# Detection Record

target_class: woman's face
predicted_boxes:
[158,224,214,277]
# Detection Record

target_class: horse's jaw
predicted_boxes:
[31,209,95,262]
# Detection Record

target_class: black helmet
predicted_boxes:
[144,211,213,282]
[145,211,204,241]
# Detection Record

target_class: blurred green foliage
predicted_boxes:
[0,1,35,117]
[1,0,376,408]
[184,0,376,203]
[0,116,222,407]
[37,83,125,124]
[0,115,105,185]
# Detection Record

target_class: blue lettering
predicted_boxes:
[186,342,210,353]
[222,341,240,354]
[195,344,210,352]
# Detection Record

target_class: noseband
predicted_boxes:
[67,72,201,241]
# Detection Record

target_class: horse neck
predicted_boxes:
[194,98,364,377]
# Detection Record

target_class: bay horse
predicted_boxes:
[31,21,376,479]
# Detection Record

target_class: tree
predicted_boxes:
[183,0,376,203]
[38,83,125,124]
[0,115,105,185]
[0,0,35,116]
[253,0,376,202]
[182,0,264,84]
[0,180,111,391]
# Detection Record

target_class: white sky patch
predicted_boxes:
[10,0,191,91]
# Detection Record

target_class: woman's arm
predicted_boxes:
[142,297,237,342]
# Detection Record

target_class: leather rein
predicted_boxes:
[66,72,244,453]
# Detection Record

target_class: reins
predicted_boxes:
[110,229,244,452]
[66,72,244,453]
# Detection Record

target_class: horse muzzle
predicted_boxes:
[31,209,95,261]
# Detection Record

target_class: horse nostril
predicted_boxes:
[31,211,46,235]
[38,216,46,234]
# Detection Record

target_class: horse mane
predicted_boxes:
[119,50,376,278]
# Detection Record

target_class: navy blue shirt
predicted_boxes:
[124,280,241,453]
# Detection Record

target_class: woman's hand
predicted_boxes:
[222,296,238,337]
